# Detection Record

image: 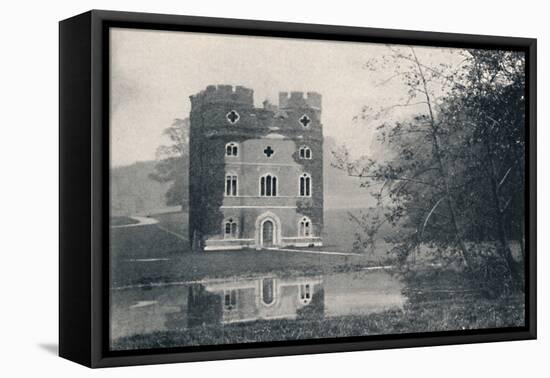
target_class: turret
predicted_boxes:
[190,85,254,110]
[278,91,322,110]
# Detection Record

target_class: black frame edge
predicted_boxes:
[59,11,93,367]
[91,10,108,368]
[90,9,536,48]
[95,330,535,368]
[527,38,537,340]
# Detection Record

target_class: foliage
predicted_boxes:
[332,47,525,290]
[149,118,190,207]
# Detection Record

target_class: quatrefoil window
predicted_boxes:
[299,114,311,128]
[226,110,240,124]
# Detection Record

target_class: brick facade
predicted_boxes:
[189,85,323,251]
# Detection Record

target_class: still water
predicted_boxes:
[111,269,405,348]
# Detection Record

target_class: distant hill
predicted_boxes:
[323,136,376,210]
[111,161,177,216]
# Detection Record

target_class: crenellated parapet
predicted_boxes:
[190,84,254,109]
[279,91,322,110]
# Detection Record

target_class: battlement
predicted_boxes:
[279,91,322,110]
[190,85,254,108]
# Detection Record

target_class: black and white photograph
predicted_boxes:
[108,28,528,351]
[1,0,546,375]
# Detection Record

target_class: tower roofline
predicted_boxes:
[190,85,254,108]
[279,91,322,110]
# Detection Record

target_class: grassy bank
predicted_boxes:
[111,247,380,287]
[110,210,390,287]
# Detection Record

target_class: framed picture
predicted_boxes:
[59,10,536,368]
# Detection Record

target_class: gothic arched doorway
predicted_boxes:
[255,212,282,249]
[262,220,274,247]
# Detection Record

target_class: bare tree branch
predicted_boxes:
[420,196,446,240]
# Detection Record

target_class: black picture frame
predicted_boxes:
[59,9,537,368]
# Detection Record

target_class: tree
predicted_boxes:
[441,50,525,284]
[149,118,190,208]
[333,47,525,290]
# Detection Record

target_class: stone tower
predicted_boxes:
[189,85,323,251]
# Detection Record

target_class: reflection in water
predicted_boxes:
[110,270,405,343]
[325,271,405,317]
[187,276,323,327]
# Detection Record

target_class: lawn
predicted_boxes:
[110,216,140,227]
[110,247,382,288]
[110,221,187,260]
[152,210,189,237]
[110,209,389,287]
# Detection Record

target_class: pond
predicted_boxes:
[110,269,405,350]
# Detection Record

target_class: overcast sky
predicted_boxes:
[110,28,464,167]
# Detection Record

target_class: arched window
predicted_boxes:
[225,142,238,157]
[260,174,277,196]
[224,218,238,239]
[261,278,276,306]
[299,173,311,197]
[299,284,312,304]
[225,173,238,196]
[299,146,312,159]
[298,216,312,237]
